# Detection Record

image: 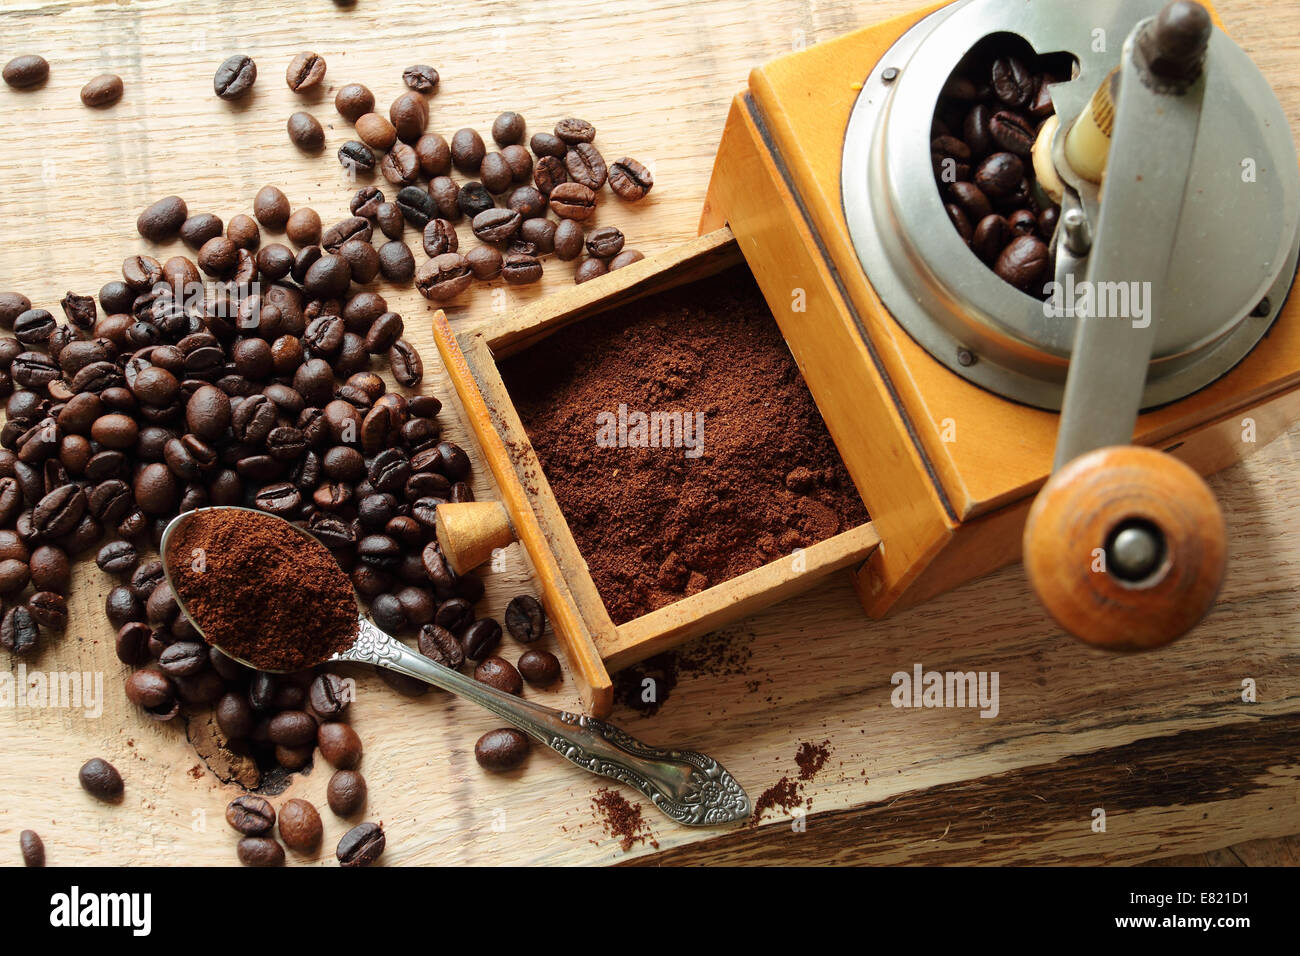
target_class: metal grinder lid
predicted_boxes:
[841,0,1300,410]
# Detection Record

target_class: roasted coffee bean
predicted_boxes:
[517,218,556,255]
[327,769,367,816]
[551,219,584,261]
[465,245,503,281]
[322,216,372,253]
[122,253,163,290]
[33,484,86,538]
[549,182,597,220]
[314,724,363,775]
[237,836,285,867]
[19,830,45,867]
[506,186,547,221]
[608,156,654,201]
[278,798,323,852]
[474,728,529,771]
[286,51,326,92]
[286,207,322,246]
[480,151,513,194]
[137,196,188,243]
[114,621,151,666]
[14,309,55,346]
[157,640,206,678]
[177,214,223,252]
[78,757,124,803]
[214,54,257,100]
[974,152,1024,199]
[374,203,405,242]
[227,213,260,251]
[364,312,404,354]
[434,597,473,634]
[564,142,608,190]
[609,249,645,270]
[472,208,521,245]
[585,226,625,259]
[309,673,350,719]
[336,821,385,867]
[1039,204,1061,238]
[963,104,994,158]
[994,235,1050,292]
[530,131,566,157]
[226,794,276,835]
[946,204,973,242]
[417,623,464,669]
[253,185,291,231]
[0,605,38,654]
[501,254,542,285]
[575,257,608,284]
[198,236,238,277]
[339,239,380,284]
[931,135,971,184]
[3,55,49,90]
[422,219,459,258]
[338,140,376,173]
[304,253,353,300]
[991,56,1036,109]
[403,63,439,92]
[29,545,70,593]
[505,595,547,643]
[487,111,524,147]
[451,128,486,174]
[554,117,596,144]
[411,135,452,181]
[396,185,437,229]
[414,254,471,304]
[990,110,1035,156]
[268,710,317,747]
[355,111,397,151]
[457,182,494,220]
[1008,208,1039,235]
[461,617,502,661]
[124,670,178,719]
[474,656,522,695]
[96,539,139,576]
[518,648,562,687]
[380,143,420,186]
[389,91,428,143]
[335,82,375,122]
[533,155,569,195]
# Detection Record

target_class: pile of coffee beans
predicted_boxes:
[225,792,376,866]
[930,41,1066,295]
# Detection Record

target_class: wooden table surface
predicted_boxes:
[1,0,1298,867]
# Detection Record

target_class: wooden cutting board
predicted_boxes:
[0,0,1297,867]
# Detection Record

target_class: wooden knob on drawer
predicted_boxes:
[435,501,516,575]
[1022,445,1226,651]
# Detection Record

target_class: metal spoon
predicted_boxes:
[160,506,751,827]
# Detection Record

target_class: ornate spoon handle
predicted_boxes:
[334,619,752,827]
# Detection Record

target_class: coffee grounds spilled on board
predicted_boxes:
[591,788,657,852]
[501,266,869,624]
[166,509,358,671]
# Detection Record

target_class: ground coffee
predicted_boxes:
[501,266,869,624]
[166,509,358,671]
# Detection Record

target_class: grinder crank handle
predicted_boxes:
[1024,2,1227,651]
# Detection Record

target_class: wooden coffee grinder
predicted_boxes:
[698,0,1300,649]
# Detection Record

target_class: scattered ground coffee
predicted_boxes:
[501,266,869,624]
[166,509,358,671]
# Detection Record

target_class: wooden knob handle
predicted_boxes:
[435,501,516,575]
[1023,446,1226,651]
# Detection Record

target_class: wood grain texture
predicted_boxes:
[0,0,1296,867]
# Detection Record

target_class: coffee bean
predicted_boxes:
[1008,208,1039,235]
[0,605,38,654]
[180,213,224,250]
[518,218,556,255]
[974,152,1024,199]
[415,623,464,670]
[990,110,1035,156]
[475,728,529,771]
[946,204,972,242]
[474,656,523,695]
[533,155,569,196]
[380,143,420,186]
[414,254,471,304]
[252,185,291,231]
[309,673,350,719]
[608,157,654,201]
[317,722,363,770]
[403,64,440,92]
[286,208,323,248]
[463,245,502,281]
[335,83,374,122]
[586,226,625,259]
[19,830,44,867]
[994,235,1050,292]
[505,595,546,643]
[963,104,994,158]
[609,249,644,271]
[137,196,188,242]
[237,836,285,867]
[575,257,608,284]
[421,219,459,258]
[3,55,49,90]
[415,133,452,177]
[991,56,1036,109]
[502,254,542,285]
[96,539,139,576]
[388,339,423,387]
[0,293,31,330]
[14,309,55,346]
[327,769,367,816]
[457,182,494,220]
[377,241,415,282]
[472,208,522,245]
[79,72,124,108]
[227,794,276,835]
[390,92,428,143]
[480,151,513,193]
[285,51,326,92]
[565,143,608,190]
[336,821,385,867]
[214,55,256,100]
[338,140,376,173]
[550,182,597,220]
[931,135,971,184]
[396,185,437,229]
[1039,205,1060,238]
[78,757,124,803]
[451,128,485,174]
[278,798,323,852]
[29,545,69,593]
[555,118,595,144]
[354,112,396,152]
[551,219,584,261]
[461,617,502,661]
